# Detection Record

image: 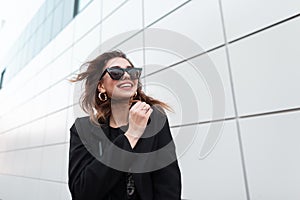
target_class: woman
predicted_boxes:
[68,50,181,200]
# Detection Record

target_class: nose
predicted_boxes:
[121,71,131,80]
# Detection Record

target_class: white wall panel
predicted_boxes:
[14,125,31,150]
[20,98,37,125]
[36,37,56,71]
[46,80,71,114]
[1,70,31,113]
[11,176,28,200]
[52,16,75,58]
[144,0,190,27]
[28,64,52,101]
[0,153,4,172]
[5,130,17,151]
[222,0,300,41]
[2,151,15,174]
[66,105,78,135]
[72,24,101,71]
[0,175,9,199]
[49,49,73,86]
[19,178,40,200]
[0,93,9,118]
[144,48,183,76]
[40,144,68,182]
[29,91,50,120]
[240,111,300,199]
[28,117,46,147]
[102,0,127,20]
[24,147,43,178]
[145,47,234,125]
[13,101,33,128]
[74,0,102,42]
[0,92,17,119]
[174,120,247,199]
[11,150,27,176]
[229,17,300,116]
[148,0,224,59]
[36,181,63,200]
[44,109,68,145]
[0,134,7,152]
[101,0,143,52]
[0,176,26,200]
[67,72,78,107]
[126,50,144,70]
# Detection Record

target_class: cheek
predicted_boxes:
[102,79,117,92]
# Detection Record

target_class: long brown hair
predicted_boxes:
[69,50,171,125]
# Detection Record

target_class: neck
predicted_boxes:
[110,99,131,128]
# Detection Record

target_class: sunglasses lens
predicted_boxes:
[128,68,141,79]
[108,68,124,80]
[106,68,142,80]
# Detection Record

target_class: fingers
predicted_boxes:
[141,104,151,112]
[135,101,147,111]
[129,101,153,121]
[130,101,150,112]
[131,101,151,114]
[145,106,153,118]
[127,101,153,140]
[130,101,144,111]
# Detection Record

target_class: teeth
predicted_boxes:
[119,83,132,88]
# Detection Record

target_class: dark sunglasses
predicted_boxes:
[99,67,142,80]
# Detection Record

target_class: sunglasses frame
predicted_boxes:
[99,67,142,80]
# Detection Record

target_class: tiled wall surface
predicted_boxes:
[0,0,299,199]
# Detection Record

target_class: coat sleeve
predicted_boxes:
[68,122,132,200]
[151,117,182,200]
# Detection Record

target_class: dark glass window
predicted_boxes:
[73,0,93,17]
[0,69,6,89]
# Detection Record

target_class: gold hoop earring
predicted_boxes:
[98,92,107,101]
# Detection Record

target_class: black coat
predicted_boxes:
[68,107,182,200]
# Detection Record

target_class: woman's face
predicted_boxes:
[98,57,139,100]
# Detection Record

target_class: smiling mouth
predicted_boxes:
[117,83,133,88]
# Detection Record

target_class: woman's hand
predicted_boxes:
[125,101,153,148]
